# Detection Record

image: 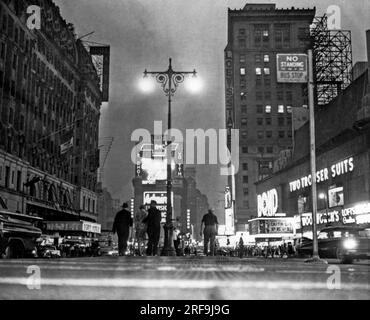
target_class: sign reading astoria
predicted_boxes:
[276,54,308,83]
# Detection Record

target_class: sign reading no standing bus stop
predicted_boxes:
[276,54,308,83]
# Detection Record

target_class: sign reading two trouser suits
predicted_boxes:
[276,54,308,83]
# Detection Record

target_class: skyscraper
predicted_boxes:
[224,3,316,225]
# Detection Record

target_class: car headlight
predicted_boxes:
[343,239,357,250]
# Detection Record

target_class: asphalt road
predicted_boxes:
[0,256,369,300]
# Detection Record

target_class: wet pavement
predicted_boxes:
[0,256,369,300]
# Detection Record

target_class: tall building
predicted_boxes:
[224,3,316,225]
[0,0,103,224]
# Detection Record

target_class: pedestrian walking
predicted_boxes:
[142,200,161,256]
[112,202,133,256]
[135,205,148,256]
[173,227,181,256]
[238,234,244,259]
[200,209,219,256]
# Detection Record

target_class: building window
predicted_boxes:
[12,53,17,70]
[243,163,248,171]
[287,106,292,114]
[264,92,271,100]
[255,54,261,63]
[266,146,273,153]
[256,78,262,86]
[257,105,263,114]
[286,91,293,101]
[265,105,272,113]
[240,68,246,75]
[266,131,272,138]
[278,117,284,126]
[264,78,271,86]
[241,105,247,114]
[256,92,262,100]
[243,188,249,196]
[265,117,272,125]
[239,39,246,49]
[278,105,285,113]
[287,116,292,126]
[0,42,6,60]
[242,146,248,154]
[239,28,246,35]
[287,130,292,138]
[277,91,284,100]
[241,118,248,126]
[264,54,270,63]
[257,131,264,139]
[243,176,249,183]
[240,54,246,64]
[258,146,264,153]
[255,67,262,75]
[279,131,285,138]
[242,131,247,139]
[264,68,270,75]
[257,118,263,126]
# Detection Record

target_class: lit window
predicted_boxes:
[278,105,284,113]
[240,68,246,75]
[264,54,270,62]
[263,30,269,37]
[264,68,270,75]
[255,68,262,75]
[265,105,271,113]
[287,106,292,113]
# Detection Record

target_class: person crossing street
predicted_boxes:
[200,209,219,256]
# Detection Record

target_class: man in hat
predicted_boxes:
[142,200,162,256]
[112,202,133,256]
[200,208,219,256]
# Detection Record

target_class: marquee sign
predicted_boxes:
[257,188,279,217]
[289,157,354,192]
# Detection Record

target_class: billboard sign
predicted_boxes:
[143,191,174,223]
[276,54,308,83]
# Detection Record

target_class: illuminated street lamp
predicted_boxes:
[142,58,198,256]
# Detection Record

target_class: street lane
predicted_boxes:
[0,256,369,299]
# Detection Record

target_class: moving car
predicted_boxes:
[0,210,42,258]
[39,245,61,258]
[296,226,370,264]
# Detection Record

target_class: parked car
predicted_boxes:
[0,210,42,258]
[296,226,370,264]
[39,245,61,258]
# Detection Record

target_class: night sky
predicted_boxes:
[54,0,370,219]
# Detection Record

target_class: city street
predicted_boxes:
[0,257,369,300]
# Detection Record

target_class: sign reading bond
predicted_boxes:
[276,54,308,83]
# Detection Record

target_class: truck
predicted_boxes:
[0,210,42,259]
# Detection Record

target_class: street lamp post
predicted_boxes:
[143,58,197,256]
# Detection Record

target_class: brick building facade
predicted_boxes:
[0,0,101,223]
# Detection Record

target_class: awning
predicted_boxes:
[45,221,101,234]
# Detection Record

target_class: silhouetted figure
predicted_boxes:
[143,201,161,256]
[200,209,219,256]
[112,202,133,256]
